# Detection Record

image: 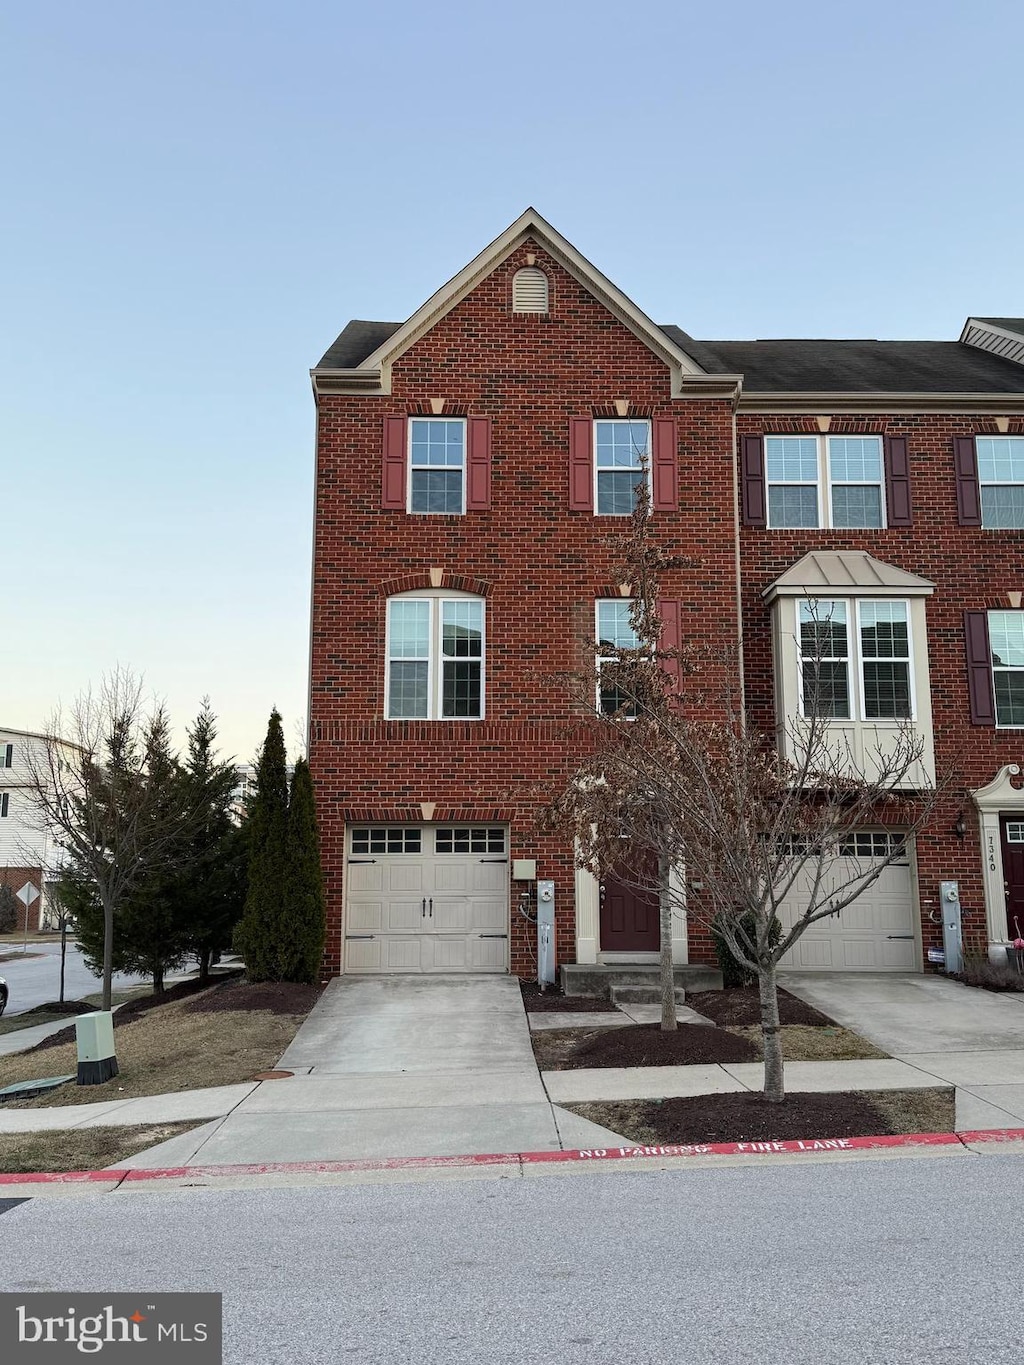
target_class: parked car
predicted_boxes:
[0,976,7,1016]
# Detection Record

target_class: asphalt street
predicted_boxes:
[0,942,147,1014]
[2,1155,1023,1363]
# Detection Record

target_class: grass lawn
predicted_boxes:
[0,1123,201,1174]
[0,952,45,964]
[566,1087,956,1146]
[0,979,320,1107]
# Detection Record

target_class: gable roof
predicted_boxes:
[312,209,740,397]
[763,551,935,602]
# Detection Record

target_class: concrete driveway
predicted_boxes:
[183,976,629,1165]
[781,971,1024,1130]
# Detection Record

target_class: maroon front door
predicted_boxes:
[1000,817,1024,939]
[600,864,660,952]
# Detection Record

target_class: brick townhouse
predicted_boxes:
[308,209,1024,983]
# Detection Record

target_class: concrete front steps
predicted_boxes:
[561,963,723,1000]
[611,985,688,1007]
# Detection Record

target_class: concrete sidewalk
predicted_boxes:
[7,973,1024,1163]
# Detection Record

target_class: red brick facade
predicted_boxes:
[309,214,1024,980]
[0,867,43,933]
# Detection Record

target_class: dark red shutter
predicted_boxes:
[382,415,407,510]
[954,436,982,526]
[466,417,491,511]
[964,610,996,726]
[658,597,683,694]
[652,418,679,511]
[568,417,594,511]
[741,435,766,527]
[884,435,913,527]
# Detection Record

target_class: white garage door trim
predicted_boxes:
[779,831,920,972]
[344,824,510,974]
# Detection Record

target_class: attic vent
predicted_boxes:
[512,267,548,314]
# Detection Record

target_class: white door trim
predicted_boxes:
[971,763,1024,952]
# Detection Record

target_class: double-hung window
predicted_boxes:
[596,600,639,714]
[595,420,651,516]
[409,419,466,515]
[799,599,912,720]
[0,743,11,768]
[767,436,885,529]
[977,437,1024,529]
[0,793,8,817]
[989,611,1024,725]
[386,594,485,720]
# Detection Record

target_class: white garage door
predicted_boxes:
[779,832,918,971]
[344,825,509,973]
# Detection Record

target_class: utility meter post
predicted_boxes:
[536,879,555,986]
[939,881,962,975]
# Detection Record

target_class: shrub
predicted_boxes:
[712,911,782,989]
[0,885,17,933]
[954,951,1024,993]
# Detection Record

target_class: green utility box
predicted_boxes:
[75,1010,119,1085]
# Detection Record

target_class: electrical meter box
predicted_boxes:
[536,879,555,985]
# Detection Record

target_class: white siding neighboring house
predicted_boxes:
[0,727,65,930]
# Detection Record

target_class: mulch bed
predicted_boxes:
[533,1022,759,1071]
[22,1000,97,1017]
[520,981,615,1013]
[183,981,322,1016]
[687,987,834,1028]
[575,1088,955,1145]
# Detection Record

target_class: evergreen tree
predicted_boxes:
[177,703,247,981]
[106,710,191,992]
[282,758,326,983]
[0,885,18,934]
[235,709,290,981]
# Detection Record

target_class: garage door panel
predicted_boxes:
[434,864,469,893]
[381,938,427,971]
[385,898,430,932]
[348,899,384,932]
[386,864,426,892]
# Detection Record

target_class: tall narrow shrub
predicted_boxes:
[283,758,326,983]
[235,709,290,981]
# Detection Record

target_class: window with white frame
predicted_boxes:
[596,599,639,714]
[0,793,8,817]
[0,743,11,768]
[799,599,912,720]
[767,435,885,529]
[595,420,651,516]
[989,610,1024,726]
[977,437,1024,529]
[408,418,466,515]
[386,593,484,720]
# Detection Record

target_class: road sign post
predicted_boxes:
[16,881,41,948]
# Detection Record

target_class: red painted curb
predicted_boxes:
[3,1127,1023,1185]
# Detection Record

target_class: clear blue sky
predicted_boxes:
[3,0,1022,764]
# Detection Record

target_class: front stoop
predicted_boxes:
[561,963,723,998]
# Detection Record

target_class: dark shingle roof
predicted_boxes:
[316,320,1024,393]
[976,318,1024,333]
[317,321,401,369]
[689,339,1024,393]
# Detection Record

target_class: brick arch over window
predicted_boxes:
[378,572,492,598]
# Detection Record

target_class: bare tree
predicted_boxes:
[21,669,201,1010]
[545,491,947,1101]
